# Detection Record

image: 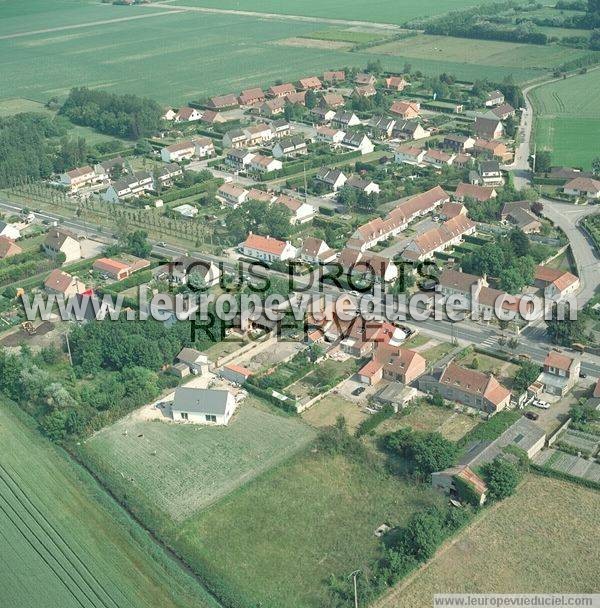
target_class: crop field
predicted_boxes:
[173,0,492,25]
[530,69,600,170]
[175,450,444,608]
[300,27,392,44]
[82,398,315,521]
[0,400,218,608]
[376,474,600,608]
[365,34,590,69]
[0,3,554,106]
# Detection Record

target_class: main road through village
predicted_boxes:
[1,68,599,374]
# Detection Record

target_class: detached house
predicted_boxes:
[484,90,505,107]
[490,103,515,120]
[43,229,81,263]
[385,76,408,91]
[315,168,347,191]
[420,361,511,415]
[369,116,396,139]
[103,172,154,203]
[354,72,377,86]
[443,134,475,152]
[346,176,380,195]
[161,138,213,163]
[534,265,579,301]
[358,346,427,386]
[300,237,337,264]
[395,145,426,165]
[238,87,265,106]
[248,154,282,174]
[323,70,345,83]
[206,94,239,110]
[319,92,345,109]
[342,133,374,155]
[393,120,430,141]
[316,125,345,146]
[272,136,308,159]
[274,194,315,224]
[60,166,96,192]
[172,387,237,425]
[390,100,420,119]
[563,177,600,199]
[474,116,503,140]
[217,183,249,208]
[44,268,84,297]
[423,149,455,167]
[174,107,202,122]
[297,76,323,90]
[540,351,580,396]
[454,182,497,202]
[240,233,297,263]
[268,83,295,98]
[0,236,22,259]
[0,222,20,241]
[332,110,361,128]
[225,148,255,170]
[259,98,286,117]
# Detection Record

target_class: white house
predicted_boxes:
[274,194,315,224]
[240,233,297,263]
[342,133,374,155]
[170,255,222,288]
[176,347,209,375]
[249,154,282,174]
[332,111,361,128]
[316,126,345,146]
[60,166,97,192]
[0,221,20,241]
[395,145,426,165]
[161,140,195,163]
[301,237,337,264]
[193,137,215,158]
[315,168,347,191]
[225,148,256,170]
[102,172,154,203]
[171,387,237,425]
[43,228,81,263]
[346,176,380,195]
[564,177,600,199]
[272,136,307,159]
[174,107,203,122]
[217,183,248,208]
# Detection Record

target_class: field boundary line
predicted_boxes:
[0,9,190,41]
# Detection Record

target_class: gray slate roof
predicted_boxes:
[172,387,230,415]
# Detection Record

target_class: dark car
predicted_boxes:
[579,372,587,379]
[524,411,539,421]
[352,387,366,396]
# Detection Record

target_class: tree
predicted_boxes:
[123,230,151,258]
[385,428,458,478]
[535,150,552,173]
[546,303,587,346]
[592,156,600,176]
[513,360,542,393]
[509,228,530,257]
[398,508,444,561]
[482,458,522,500]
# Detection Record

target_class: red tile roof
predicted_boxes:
[242,233,288,255]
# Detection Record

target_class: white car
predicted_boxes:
[532,399,550,410]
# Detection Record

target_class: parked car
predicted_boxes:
[352,387,366,396]
[524,411,539,420]
[533,399,550,410]
[579,372,587,379]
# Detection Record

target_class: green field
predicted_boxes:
[0,399,218,608]
[174,0,491,25]
[377,474,600,607]
[366,34,591,69]
[531,69,600,170]
[175,450,444,608]
[83,398,315,521]
[0,2,554,106]
[300,27,392,44]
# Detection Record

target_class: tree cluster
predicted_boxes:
[60,87,162,139]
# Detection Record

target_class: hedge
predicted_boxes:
[531,463,600,492]
[242,382,298,414]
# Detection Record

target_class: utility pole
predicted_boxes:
[348,570,360,608]
[65,333,73,367]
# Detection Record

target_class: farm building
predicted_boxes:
[171,387,237,425]
[176,347,209,375]
[219,363,253,385]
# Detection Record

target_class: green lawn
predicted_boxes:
[365,34,590,69]
[173,450,444,608]
[530,69,600,170]
[0,3,549,106]
[0,399,218,608]
[82,398,315,522]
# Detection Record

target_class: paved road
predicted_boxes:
[540,198,599,305]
